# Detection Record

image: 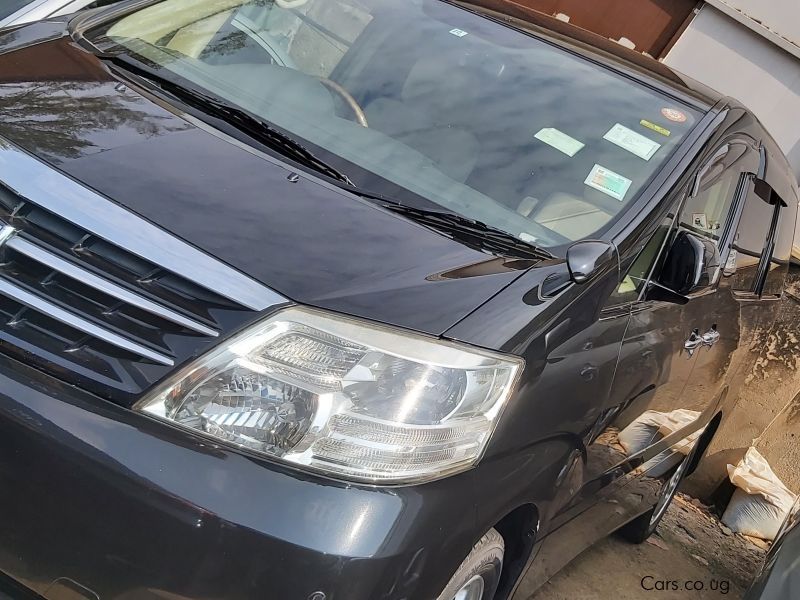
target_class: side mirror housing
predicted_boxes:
[566,241,617,284]
[648,230,719,302]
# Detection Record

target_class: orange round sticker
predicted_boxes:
[661,108,687,123]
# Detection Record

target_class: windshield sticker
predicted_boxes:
[692,213,709,229]
[584,164,632,202]
[603,124,661,161]
[449,28,469,37]
[640,119,671,137]
[661,108,687,123]
[534,128,585,157]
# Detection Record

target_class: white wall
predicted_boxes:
[722,0,800,47]
[664,5,800,181]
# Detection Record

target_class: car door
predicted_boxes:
[691,149,800,424]
[551,139,760,517]
[524,145,754,581]
[608,140,760,467]
[541,142,756,529]
[682,170,787,415]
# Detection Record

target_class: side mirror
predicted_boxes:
[649,230,719,302]
[566,241,616,284]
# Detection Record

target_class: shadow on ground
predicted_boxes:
[524,493,766,600]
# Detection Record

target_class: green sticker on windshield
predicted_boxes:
[534,128,585,157]
[584,164,632,202]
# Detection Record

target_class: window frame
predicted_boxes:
[730,177,791,299]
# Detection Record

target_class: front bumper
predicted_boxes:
[0,354,480,600]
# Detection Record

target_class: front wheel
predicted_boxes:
[618,447,694,543]
[436,528,505,600]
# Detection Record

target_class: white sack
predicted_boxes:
[721,448,797,541]
[642,450,684,478]
[721,488,786,541]
[727,447,796,514]
[618,409,702,456]
[618,418,660,456]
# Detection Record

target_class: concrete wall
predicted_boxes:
[665,4,800,181]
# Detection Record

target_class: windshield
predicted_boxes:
[90,0,702,248]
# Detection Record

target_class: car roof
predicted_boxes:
[454,0,723,111]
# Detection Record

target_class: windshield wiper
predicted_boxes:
[378,202,555,260]
[101,53,353,185]
[102,54,552,260]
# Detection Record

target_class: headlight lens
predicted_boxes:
[137,307,522,483]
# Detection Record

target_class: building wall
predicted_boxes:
[721,0,800,48]
[499,0,697,56]
[664,4,800,180]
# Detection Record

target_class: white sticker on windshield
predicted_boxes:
[449,28,469,37]
[603,123,661,161]
[584,164,632,202]
[534,128,585,157]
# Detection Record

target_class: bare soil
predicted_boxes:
[530,493,766,600]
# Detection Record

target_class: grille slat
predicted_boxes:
[7,234,218,338]
[0,276,174,366]
[0,137,287,402]
[0,146,280,311]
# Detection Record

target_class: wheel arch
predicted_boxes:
[491,503,540,600]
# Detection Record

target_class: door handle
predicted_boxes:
[684,329,702,357]
[701,325,720,347]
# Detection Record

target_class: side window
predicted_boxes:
[728,180,778,294]
[609,215,673,304]
[608,142,756,305]
[678,160,742,245]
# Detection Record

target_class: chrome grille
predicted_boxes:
[0,139,285,401]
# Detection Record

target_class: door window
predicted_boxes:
[679,160,742,245]
[609,213,673,304]
[612,143,754,305]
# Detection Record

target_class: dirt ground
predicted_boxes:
[530,493,767,600]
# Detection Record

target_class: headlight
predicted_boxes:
[136,307,522,483]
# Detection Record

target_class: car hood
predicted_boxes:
[0,23,534,337]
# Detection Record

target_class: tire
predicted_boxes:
[619,447,694,543]
[435,528,505,600]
